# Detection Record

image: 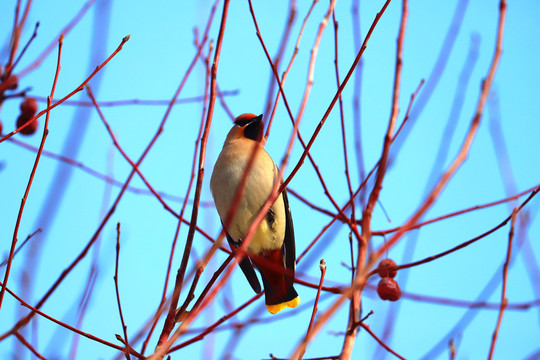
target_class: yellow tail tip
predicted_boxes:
[266,296,300,314]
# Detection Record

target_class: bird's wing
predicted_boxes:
[225,232,262,294]
[281,188,296,289]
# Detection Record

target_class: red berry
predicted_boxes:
[16,114,38,135]
[377,277,401,301]
[3,74,18,90]
[377,258,397,278]
[20,97,38,117]
[0,120,3,134]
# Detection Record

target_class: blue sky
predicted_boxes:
[1,0,539,359]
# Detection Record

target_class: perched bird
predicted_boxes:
[210,113,299,314]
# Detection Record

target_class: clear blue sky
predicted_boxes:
[1,0,539,359]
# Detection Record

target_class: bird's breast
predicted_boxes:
[210,140,286,254]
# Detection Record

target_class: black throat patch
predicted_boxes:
[244,120,262,141]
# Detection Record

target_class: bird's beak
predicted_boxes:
[248,114,263,126]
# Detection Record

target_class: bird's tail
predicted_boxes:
[250,248,300,314]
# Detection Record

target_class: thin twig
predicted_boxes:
[389,0,469,156]
[170,292,263,352]
[10,21,39,73]
[332,11,356,224]
[68,260,99,359]
[359,323,406,360]
[294,0,338,129]
[351,0,366,208]
[487,208,516,359]
[139,2,221,351]
[286,2,394,356]
[347,310,374,334]
[297,165,378,264]
[172,38,214,323]
[0,280,144,358]
[362,0,407,237]
[372,184,540,236]
[144,33,215,355]
[280,0,392,192]
[176,253,234,324]
[0,35,139,341]
[153,1,231,356]
[86,85,180,221]
[394,286,540,311]
[264,0,317,140]
[19,0,97,77]
[7,136,216,209]
[366,189,537,278]
[299,259,327,360]
[0,228,41,267]
[6,0,33,72]
[296,275,540,311]
[262,0,296,134]
[31,91,238,108]
[14,331,46,360]
[289,2,507,352]
[0,34,63,310]
[249,0,349,224]
[374,0,507,259]
[0,35,130,143]
[392,79,424,142]
[114,223,131,360]
[343,0,408,356]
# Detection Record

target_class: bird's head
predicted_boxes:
[225,113,264,143]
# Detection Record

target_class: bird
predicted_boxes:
[210,113,299,314]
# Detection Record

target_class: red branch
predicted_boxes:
[85,85,180,220]
[6,0,33,72]
[114,223,131,360]
[359,323,406,360]
[0,280,144,358]
[287,1,394,356]
[0,34,63,310]
[487,208,515,359]
[0,35,130,143]
[14,331,45,360]
[332,12,356,223]
[142,27,216,355]
[31,91,238,107]
[374,0,507,263]
[153,0,231,355]
[19,0,97,77]
[0,35,137,341]
[281,0,393,191]
[169,293,263,352]
[249,0,350,223]
[7,136,212,205]
[343,0,408,355]
[299,259,327,360]
[366,188,537,278]
[372,184,539,236]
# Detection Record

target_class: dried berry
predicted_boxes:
[16,114,38,135]
[20,97,38,117]
[377,277,401,301]
[377,258,397,278]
